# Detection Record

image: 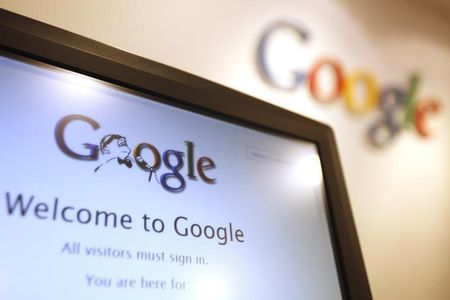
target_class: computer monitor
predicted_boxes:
[0,9,371,300]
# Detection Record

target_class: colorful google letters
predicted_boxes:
[257,21,442,147]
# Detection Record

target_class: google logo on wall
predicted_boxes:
[257,21,442,147]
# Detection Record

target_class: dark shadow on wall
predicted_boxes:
[341,0,450,50]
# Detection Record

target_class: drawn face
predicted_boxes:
[103,136,131,159]
[116,137,131,159]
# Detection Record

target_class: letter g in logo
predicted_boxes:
[55,114,100,160]
[257,20,310,91]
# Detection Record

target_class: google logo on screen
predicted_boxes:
[55,115,216,193]
[257,21,442,147]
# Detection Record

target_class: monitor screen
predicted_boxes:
[0,52,344,299]
[0,8,372,300]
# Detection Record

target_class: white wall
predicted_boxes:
[1,0,448,299]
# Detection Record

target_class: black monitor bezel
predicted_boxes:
[0,8,372,299]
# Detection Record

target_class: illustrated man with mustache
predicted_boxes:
[94,134,133,172]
